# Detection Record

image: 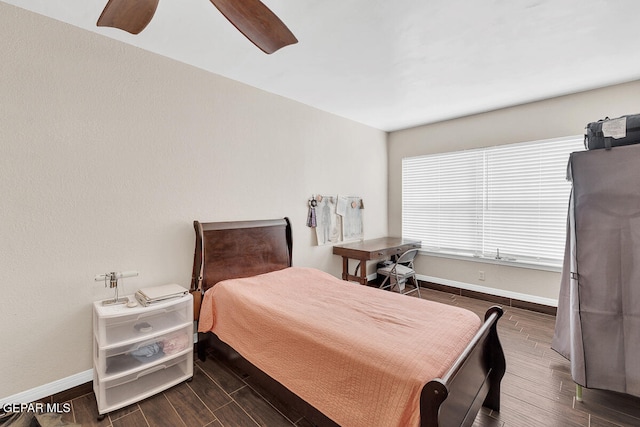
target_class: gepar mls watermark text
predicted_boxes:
[2,402,72,414]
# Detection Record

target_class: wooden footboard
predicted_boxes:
[421,306,505,427]
[200,305,504,427]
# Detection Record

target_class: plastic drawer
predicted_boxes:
[94,351,193,414]
[94,324,193,378]
[93,295,192,346]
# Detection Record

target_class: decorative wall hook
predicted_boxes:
[307,195,317,227]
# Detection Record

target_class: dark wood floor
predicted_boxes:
[36,288,640,426]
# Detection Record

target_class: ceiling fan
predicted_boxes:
[96,0,298,54]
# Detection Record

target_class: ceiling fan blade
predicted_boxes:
[97,0,160,34]
[209,0,298,54]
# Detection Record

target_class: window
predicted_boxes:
[402,136,585,269]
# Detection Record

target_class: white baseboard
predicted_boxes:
[417,274,558,307]
[0,370,93,406]
[371,272,556,307]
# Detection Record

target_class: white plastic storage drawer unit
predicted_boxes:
[93,293,193,416]
[94,351,192,414]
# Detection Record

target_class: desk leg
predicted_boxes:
[341,257,349,281]
[340,257,368,285]
[359,260,368,285]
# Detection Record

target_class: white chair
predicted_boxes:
[377,249,420,297]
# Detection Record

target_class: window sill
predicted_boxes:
[418,249,562,273]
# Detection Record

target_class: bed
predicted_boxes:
[191,218,505,427]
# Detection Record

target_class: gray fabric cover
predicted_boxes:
[552,144,640,398]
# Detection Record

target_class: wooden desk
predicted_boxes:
[332,237,421,285]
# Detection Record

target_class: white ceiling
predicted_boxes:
[5,0,640,131]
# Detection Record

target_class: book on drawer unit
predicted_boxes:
[135,284,188,306]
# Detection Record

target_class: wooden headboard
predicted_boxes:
[191,218,293,294]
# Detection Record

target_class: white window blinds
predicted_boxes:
[402,136,585,268]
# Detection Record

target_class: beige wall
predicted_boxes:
[388,80,640,303]
[0,4,387,399]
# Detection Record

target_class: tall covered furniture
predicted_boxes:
[552,144,640,398]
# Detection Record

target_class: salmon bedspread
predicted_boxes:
[198,267,481,427]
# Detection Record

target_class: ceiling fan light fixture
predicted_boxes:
[95,0,297,54]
